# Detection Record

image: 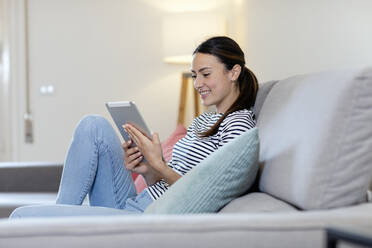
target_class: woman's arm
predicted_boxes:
[123,124,181,186]
[146,160,181,185]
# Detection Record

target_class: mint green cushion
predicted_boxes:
[144,127,259,214]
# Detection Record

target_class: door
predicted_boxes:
[0,0,10,161]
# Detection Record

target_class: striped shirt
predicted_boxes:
[146,109,256,200]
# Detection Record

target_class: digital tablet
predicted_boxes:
[105,101,151,145]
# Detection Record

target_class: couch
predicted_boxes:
[0,67,371,248]
[0,162,62,218]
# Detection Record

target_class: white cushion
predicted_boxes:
[258,68,372,210]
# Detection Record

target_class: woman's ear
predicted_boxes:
[230,64,242,81]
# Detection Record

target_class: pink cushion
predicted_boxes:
[134,175,147,194]
[134,124,187,194]
[131,172,139,181]
[161,124,187,163]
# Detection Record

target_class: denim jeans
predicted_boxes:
[10,115,153,218]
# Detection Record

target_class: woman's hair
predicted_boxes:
[193,36,259,137]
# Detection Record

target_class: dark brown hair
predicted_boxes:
[193,36,259,137]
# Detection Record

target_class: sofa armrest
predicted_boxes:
[1,203,371,248]
[0,162,63,192]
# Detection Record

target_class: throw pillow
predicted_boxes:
[144,127,259,214]
[161,124,187,162]
[134,175,147,194]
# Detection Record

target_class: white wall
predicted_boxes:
[7,0,236,162]
[7,0,184,162]
[243,0,372,82]
[0,0,4,160]
[12,0,372,162]
[0,0,12,161]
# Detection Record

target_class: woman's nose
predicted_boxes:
[194,77,203,89]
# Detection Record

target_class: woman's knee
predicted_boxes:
[9,206,33,219]
[74,115,112,137]
[78,115,110,130]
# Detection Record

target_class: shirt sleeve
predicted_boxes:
[218,110,256,147]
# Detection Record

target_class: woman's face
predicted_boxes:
[191,52,240,113]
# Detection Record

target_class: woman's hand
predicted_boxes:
[123,124,181,185]
[123,124,164,172]
[122,139,147,174]
[122,139,162,185]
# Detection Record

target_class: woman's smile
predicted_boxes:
[199,89,211,100]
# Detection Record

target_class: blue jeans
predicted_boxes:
[10,115,153,218]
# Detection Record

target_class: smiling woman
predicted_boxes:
[9,36,259,218]
[191,36,258,137]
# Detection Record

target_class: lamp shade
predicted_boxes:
[162,12,226,65]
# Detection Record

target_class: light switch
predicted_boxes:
[40,84,55,95]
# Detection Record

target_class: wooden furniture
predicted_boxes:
[177,72,203,125]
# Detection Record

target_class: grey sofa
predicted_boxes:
[0,67,371,248]
[0,162,62,218]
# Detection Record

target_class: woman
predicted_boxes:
[10,36,258,217]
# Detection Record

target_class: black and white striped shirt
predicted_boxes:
[146,109,256,200]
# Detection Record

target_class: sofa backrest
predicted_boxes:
[0,162,62,192]
[255,68,372,210]
[253,80,278,119]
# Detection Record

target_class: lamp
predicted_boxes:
[162,12,226,126]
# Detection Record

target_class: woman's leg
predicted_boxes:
[56,115,137,209]
[9,188,154,218]
[9,115,155,219]
[10,205,137,218]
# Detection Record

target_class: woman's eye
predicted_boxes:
[203,73,210,77]
[191,75,196,80]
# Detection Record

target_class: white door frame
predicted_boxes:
[0,0,27,161]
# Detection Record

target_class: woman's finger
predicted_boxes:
[128,151,142,161]
[122,140,132,151]
[125,126,140,145]
[126,146,139,155]
[125,125,141,141]
[126,156,143,171]
[152,132,161,145]
[125,124,145,140]
[125,152,142,170]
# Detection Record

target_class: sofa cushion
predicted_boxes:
[0,162,62,192]
[2,204,372,248]
[258,68,372,210]
[144,127,259,214]
[161,124,187,163]
[133,175,147,194]
[253,80,278,118]
[219,192,298,213]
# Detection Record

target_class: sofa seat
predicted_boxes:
[220,192,299,213]
[0,203,371,248]
[0,162,63,218]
